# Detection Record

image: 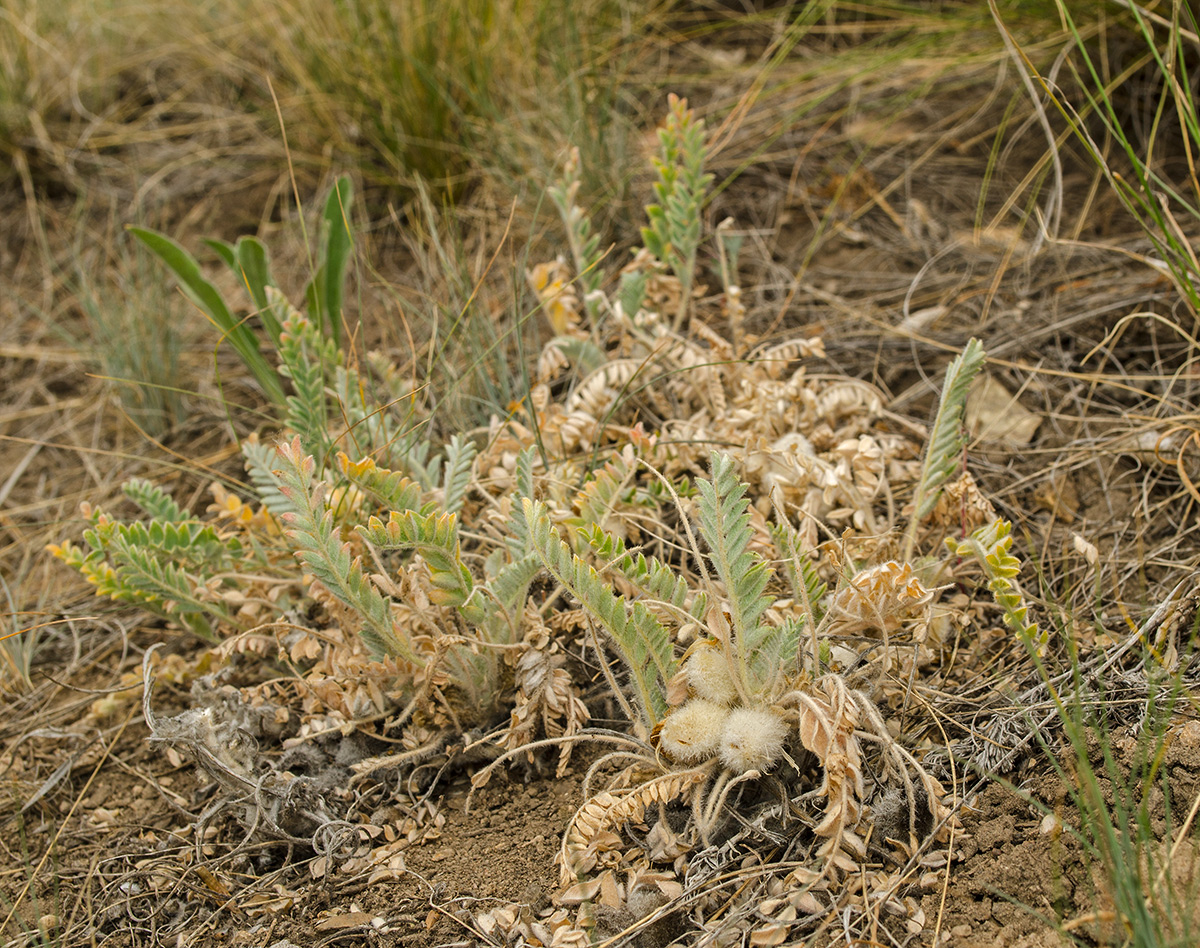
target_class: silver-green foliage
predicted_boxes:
[903,338,986,559]
[123,478,189,523]
[770,521,827,622]
[641,94,713,330]
[548,146,604,317]
[243,439,298,517]
[567,456,633,539]
[274,290,340,460]
[275,436,413,661]
[524,496,676,732]
[275,435,529,668]
[440,434,478,516]
[523,451,804,732]
[582,525,708,624]
[338,456,426,514]
[697,451,783,695]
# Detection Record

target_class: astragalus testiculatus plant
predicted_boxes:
[52,98,1023,946]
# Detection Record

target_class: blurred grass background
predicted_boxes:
[0,0,1071,416]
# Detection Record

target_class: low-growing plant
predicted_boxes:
[46,94,1015,944]
[473,325,1003,944]
[517,436,961,908]
[51,434,543,714]
[51,217,548,743]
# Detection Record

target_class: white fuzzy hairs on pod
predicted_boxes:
[659,699,730,763]
[719,706,788,774]
[684,644,739,705]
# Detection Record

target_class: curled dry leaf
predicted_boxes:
[826,560,934,639]
[794,677,865,874]
[559,770,707,885]
[506,604,590,776]
[926,469,996,531]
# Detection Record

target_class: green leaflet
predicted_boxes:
[504,447,537,558]
[524,497,675,730]
[948,519,1048,657]
[52,528,226,643]
[275,438,413,661]
[548,146,604,314]
[639,95,713,331]
[697,452,775,693]
[122,479,188,524]
[357,509,477,617]
[90,519,231,569]
[441,434,478,516]
[770,521,828,625]
[488,552,543,614]
[903,338,986,559]
[567,455,633,544]
[103,533,223,616]
[583,524,708,622]
[750,615,804,682]
[242,439,297,518]
[337,453,427,514]
[617,270,648,319]
[274,290,341,460]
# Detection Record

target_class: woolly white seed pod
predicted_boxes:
[719,706,789,774]
[684,645,739,706]
[659,699,730,763]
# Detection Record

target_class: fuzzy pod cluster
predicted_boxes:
[658,643,789,774]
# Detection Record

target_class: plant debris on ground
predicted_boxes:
[2,3,1200,947]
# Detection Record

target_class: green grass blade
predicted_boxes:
[204,238,237,271]
[205,235,280,345]
[304,175,354,346]
[129,226,286,406]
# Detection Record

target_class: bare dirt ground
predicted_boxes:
[4,24,1200,948]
